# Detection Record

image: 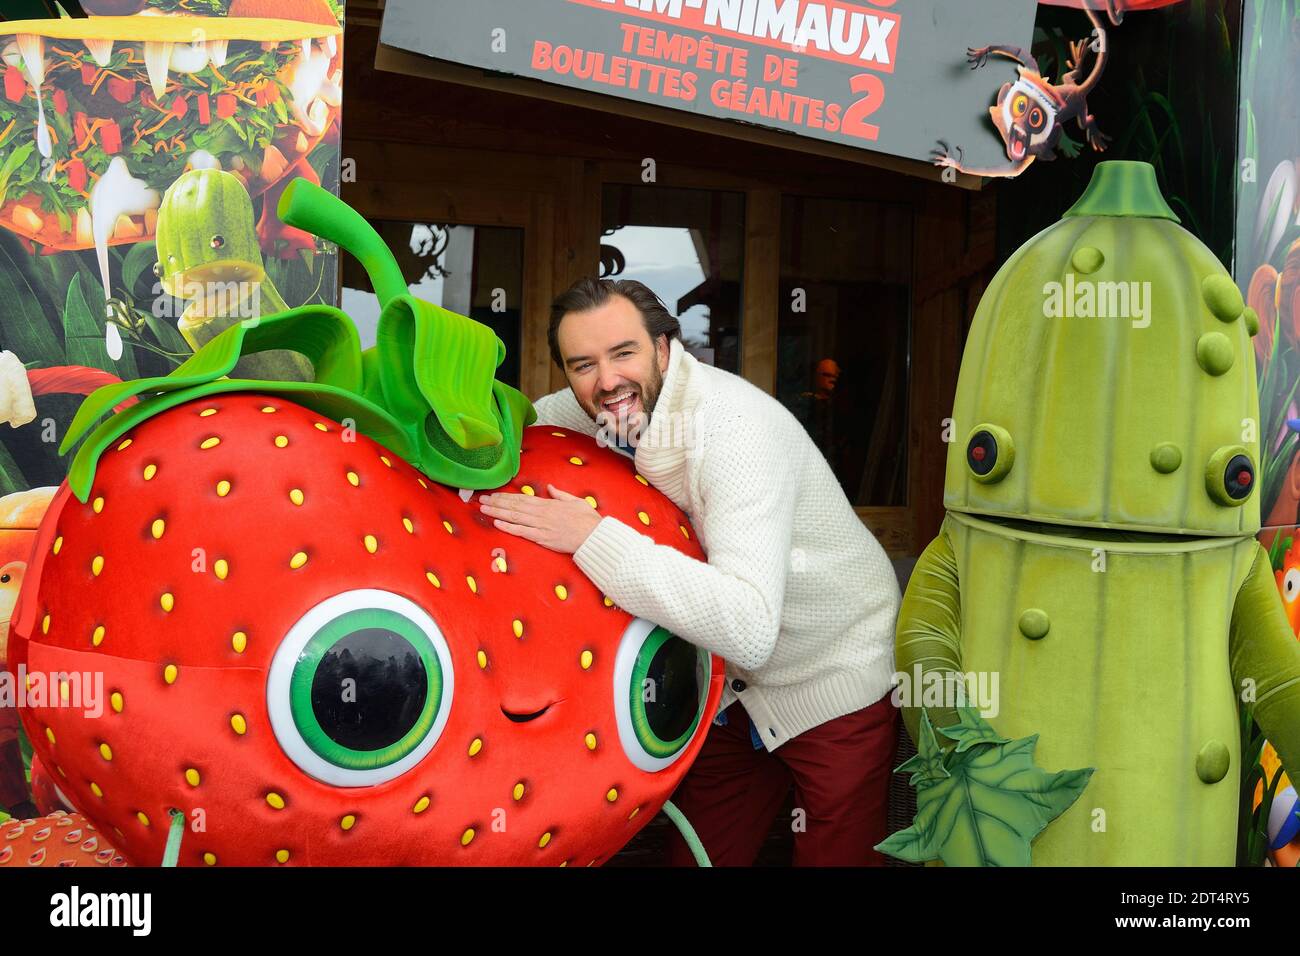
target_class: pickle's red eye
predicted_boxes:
[1224,455,1254,500]
[967,431,998,476]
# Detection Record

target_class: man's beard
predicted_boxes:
[589,360,664,446]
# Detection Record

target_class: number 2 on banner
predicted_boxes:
[842,74,884,141]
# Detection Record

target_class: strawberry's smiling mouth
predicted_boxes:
[501,703,554,723]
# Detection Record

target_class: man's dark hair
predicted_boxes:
[548,277,682,368]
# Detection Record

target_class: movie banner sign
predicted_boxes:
[380,0,1039,168]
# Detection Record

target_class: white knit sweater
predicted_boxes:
[531,339,900,749]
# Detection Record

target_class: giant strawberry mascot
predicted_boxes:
[8,176,723,867]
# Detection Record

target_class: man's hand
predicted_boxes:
[478,485,603,554]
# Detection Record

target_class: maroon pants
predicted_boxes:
[666,694,899,866]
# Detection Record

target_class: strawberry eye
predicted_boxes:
[267,589,454,786]
[1285,569,1300,603]
[613,619,712,771]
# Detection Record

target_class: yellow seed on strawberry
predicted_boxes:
[200,437,220,450]
[230,714,247,735]
[569,457,584,466]
[467,575,478,594]
[637,512,650,526]
[585,733,597,751]
[364,535,378,554]
[275,849,289,864]
[402,517,414,534]
[91,555,104,576]
[551,431,566,437]
[92,496,104,513]
[585,496,598,508]
[468,738,483,757]
[45,727,55,744]
[521,485,535,496]
[580,650,593,670]
[289,489,304,506]
[137,812,150,827]
[59,680,69,703]
[216,480,231,497]
[635,474,648,485]
[461,828,475,846]
[274,435,289,449]
[143,464,157,480]
[90,782,103,798]
[426,571,441,588]
[163,664,178,685]
[99,743,113,761]
[117,439,132,451]
[417,478,428,489]
[606,788,618,802]
[290,551,308,569]
[231,631,247,653]
[185,769,200,787]
[340,815,356,831]
[214,559,229,580]
[160,592,174,612]
[476,650,487,669]
[603,597,614,608]
[380,455,392,468]
[110,692,123,713]
[203,852,217,866]
[266,793,285,810]
[41,613,50,633]
[151,519,165,539]
[52,535,62,554]
[512,619,524,638]
[555,584,568,601]
[513,783,525,801]
[413,796,431,814]
[442,520,454,534]
[494,556,507,573]
[92,625,105,647]
[347,471,360,487]
[261,406,276,414]
[199,408,218,418]
[680,526,690,539]
[629,807,641,820]
[314,422,329,432]
[538,832,552,848]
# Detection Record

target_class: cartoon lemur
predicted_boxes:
[933,0,1121,178]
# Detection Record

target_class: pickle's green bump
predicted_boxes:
[1071,246,1104,275]
[1201,274,1244,323]
[1195,332,1234,376]
[1243,307,1260,337]
[1150,443,1182,474]
[1195,741,1230,785]
[1018,609,1050,641]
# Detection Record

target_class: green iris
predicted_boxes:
[629,627,707,759]
[289,607,443,770]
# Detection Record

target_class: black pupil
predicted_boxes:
[967,431,998,475]
[1224,455,1254,500]
[310,628,427,752]
[645,637,701,743]
[210,235,225,249]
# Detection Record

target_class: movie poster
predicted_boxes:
[0,0,344,818]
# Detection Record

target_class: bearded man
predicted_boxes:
[478,277,900,865]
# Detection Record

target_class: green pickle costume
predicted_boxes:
[882,162,1300,867]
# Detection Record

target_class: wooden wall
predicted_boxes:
[340,11,996,556]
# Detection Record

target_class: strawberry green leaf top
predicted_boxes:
[60,178,535,500]
[876,710,1094,867]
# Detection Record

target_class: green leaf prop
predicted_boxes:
[877,709,1094,867]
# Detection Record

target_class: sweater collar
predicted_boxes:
[634,338,697,505]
